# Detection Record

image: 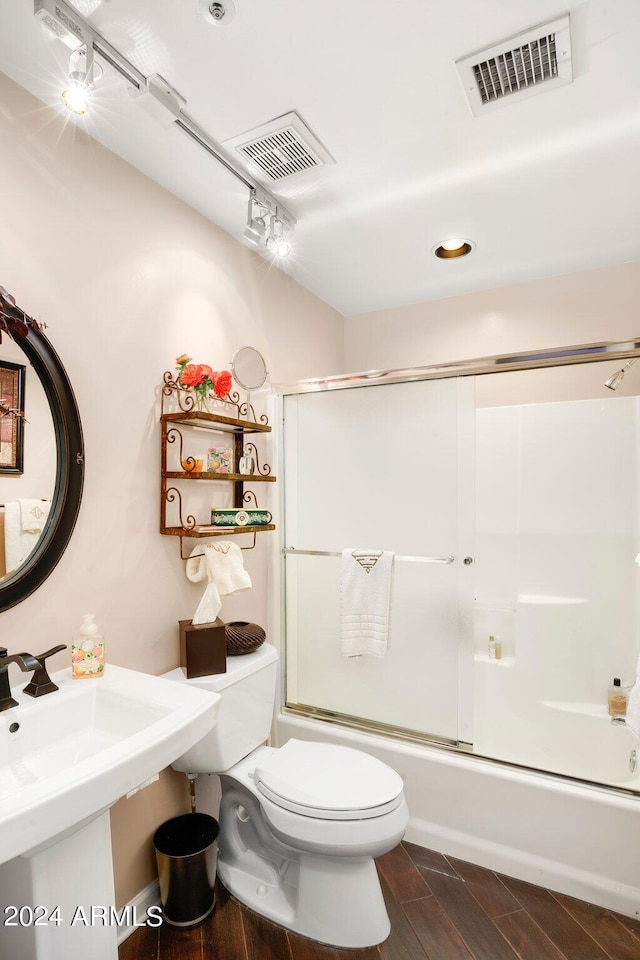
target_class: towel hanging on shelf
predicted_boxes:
[340,548,394,658]
[186,540,252,626]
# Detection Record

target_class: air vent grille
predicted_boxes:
[473,33,558,104]
[456,15,572,116]
[239,127,320,182]
[223,111,334,184]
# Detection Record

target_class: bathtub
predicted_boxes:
[275,710,640,920]
[473,692,640,787]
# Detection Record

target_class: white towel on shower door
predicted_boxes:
[626,654,640,741]
[4,501,42,573]
[340,548,394,657]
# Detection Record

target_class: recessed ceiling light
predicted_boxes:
[433,238,475,259]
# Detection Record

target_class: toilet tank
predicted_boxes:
[163,643,279,774]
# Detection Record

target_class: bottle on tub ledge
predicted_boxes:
[487,634,502,660]
[607,677,628,717]
[72,614,106,679]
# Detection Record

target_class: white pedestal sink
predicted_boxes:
[0,664,220,960]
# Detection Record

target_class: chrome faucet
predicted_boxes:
[0,647,42,712]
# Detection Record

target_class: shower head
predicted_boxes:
[604,357,638,390]
[605,369,625,391]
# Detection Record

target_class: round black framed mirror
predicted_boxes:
[0,289,84,611]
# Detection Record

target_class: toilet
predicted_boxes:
[164,643,409,948]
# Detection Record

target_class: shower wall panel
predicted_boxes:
[473,395,640,773]
[475,396,638,687]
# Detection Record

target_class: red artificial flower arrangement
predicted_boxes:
[176,355,232,400]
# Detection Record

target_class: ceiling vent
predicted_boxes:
[456,14,572,116]
[223,111,334,183]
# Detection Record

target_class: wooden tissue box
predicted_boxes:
[179,617,226,679]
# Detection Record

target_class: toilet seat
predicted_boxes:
[254,739,404,820]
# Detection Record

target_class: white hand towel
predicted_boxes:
[626,654,640,741]
[186,540,252,625]
[340,548,394,658]
[19,498,50,533]
[4,501,41,573]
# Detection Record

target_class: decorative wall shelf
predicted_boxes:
[162,410,271,433]
[160,375,275,553]
[162,525,277,539]
[163,472,275,483]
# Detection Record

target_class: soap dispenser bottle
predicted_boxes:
[608,677,627,717]
[72,614,105,679]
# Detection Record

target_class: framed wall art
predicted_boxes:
[0,360,25,474]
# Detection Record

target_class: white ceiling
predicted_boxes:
[1,0,640,316]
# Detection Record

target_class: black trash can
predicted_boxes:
[153,813,219,927]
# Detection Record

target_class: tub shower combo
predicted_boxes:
[274,340,640,919]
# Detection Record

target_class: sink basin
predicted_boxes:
[0,664,220,866]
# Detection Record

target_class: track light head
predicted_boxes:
[268,237,291,258]
[243,216,267,245]
[244,191,270,245]
[61,81,91,115]
[244,191,295,258]
[266,215,293,259]
[61,44,95,115]
[266,233,292,258]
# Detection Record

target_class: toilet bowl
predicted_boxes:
[165,644,409,947]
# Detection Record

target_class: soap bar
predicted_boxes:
[210,508,271,526]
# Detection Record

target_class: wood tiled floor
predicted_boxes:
[119,841,640,960]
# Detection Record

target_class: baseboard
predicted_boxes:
[116,880,161,946]
[406,816,640,920]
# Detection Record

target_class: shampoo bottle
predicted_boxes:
[72,614,105,679]
[608,677,627,717]
[488,635,502,660]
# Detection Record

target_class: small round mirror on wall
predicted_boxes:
[230,346,268,392]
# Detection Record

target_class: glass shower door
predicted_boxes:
[282,376,474,745]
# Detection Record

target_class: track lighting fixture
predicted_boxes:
[35,0,296,250]
[61,44,97,115]
[244,189,295,258]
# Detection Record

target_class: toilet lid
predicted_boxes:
[254,739,404,820]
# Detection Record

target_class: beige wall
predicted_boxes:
[0,71,344,907]
[345,261,640,373]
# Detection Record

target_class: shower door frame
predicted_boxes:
[272,337,640,758]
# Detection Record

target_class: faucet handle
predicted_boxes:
[23,645,67,698]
